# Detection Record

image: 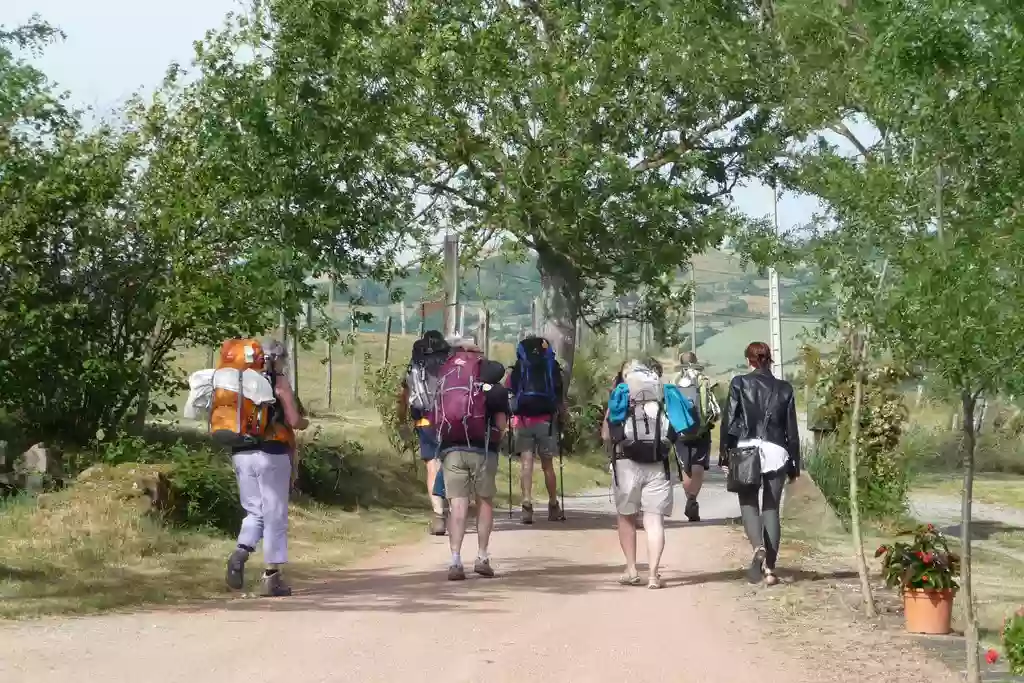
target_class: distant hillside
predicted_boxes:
[324,248,828,351]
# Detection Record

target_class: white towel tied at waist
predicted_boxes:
[736,438,789,474]
[183,368,276,420]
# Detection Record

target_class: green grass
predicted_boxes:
[912,473,1024,510]
[0,410,611,619]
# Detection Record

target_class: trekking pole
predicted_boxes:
[507,425,514,519]
[558,414,565,520]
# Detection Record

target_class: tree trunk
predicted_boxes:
[536,247,579,397]
[131,316,165,435]
[960,390,980,683]
[847,331,877,616]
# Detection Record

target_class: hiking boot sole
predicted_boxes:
[225,549,248,591]
[748,548,767,584]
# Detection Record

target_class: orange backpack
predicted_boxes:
[209,338,293,450]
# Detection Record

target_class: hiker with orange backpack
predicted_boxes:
[186,337,308,597]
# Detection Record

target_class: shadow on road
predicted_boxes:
[489,508,742,533]
[668,567,859,588]
[933,519,1023,541]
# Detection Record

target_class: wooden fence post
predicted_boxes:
[384,316,393,365]
[418,303,425,337]
[400,302,407,336]
[349,309,359,401]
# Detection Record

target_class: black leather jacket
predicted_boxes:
[718,368,801,477]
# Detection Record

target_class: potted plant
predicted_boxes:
[875,524,961,634]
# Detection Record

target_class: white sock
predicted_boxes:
[477,550,490,562]
[451,551,462,567]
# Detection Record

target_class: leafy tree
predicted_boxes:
[253,0,789,379]
[0,13,414,444]
[753,1,1024,678]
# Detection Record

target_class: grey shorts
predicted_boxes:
[612,459,674,517]
[513,419,557,458]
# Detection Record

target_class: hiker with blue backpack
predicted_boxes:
[606,358,694,589]
[507,335,566,524]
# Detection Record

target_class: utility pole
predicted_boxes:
[399,301,407,336]
[768,181,784,379]
[442,233,459,339]
[458,303,466,337]
[690,267,698,353]
[418,303,425,337]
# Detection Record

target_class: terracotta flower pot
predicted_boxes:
[902,588,955,634]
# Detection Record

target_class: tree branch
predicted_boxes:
[831,120,872,159]
[426,182,490,210]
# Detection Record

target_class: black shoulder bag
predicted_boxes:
[725,385,777,494]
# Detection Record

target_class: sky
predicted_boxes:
[2,0,825,235]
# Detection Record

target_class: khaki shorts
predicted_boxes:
[442,449,499,500]
[612,459,674,517]
[513,419,557,458]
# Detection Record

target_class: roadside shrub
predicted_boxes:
[297,437,424,509]
[362,356,416,456]
[898,426,1024,476]
[165,450,242,536]
[564,339,616,455]
[1004,608,1024,675]
[806,436,911,523]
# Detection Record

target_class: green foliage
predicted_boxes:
[164,450,242,536]
[806,437,911,523]
[897,426,1024,477]
[805,348,911,521]
[362,354,416,456]
[875,524,961,593]
[563,339,616,454]
[1003,609,1024,675]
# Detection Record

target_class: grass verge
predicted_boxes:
[775,471,1024,676]
[912,473,1024,510]
[0,416,610,619]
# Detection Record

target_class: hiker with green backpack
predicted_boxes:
[671,351,721,522]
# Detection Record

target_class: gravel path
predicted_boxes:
[0,469,957,683]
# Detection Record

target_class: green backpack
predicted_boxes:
[673,369,719,441]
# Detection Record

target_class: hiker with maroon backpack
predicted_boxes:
[431,338,510,581]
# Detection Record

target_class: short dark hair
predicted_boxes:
[745,341,772,370]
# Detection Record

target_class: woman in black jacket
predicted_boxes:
[719,341,801,586]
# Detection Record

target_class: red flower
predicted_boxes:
[914,551,925,560]
[922,575,930,583]
[985,649,999,665]
[922,552,934,564]
[926,524,935,531]
[875,545,887,557]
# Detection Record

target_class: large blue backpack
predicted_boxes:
[511,336,559,417]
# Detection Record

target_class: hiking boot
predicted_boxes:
[684,498,700,522]
[474,558,495,578]
[429,513,447,536]
[748,547,767,584]
[548,501,565,522]
[225,548,248,591]
[259,571,292,597]
[521,502,534,525]
[447,564,466,581]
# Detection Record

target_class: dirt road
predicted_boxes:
[0,470,956,683]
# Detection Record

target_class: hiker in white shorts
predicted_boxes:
[605,359,690,589]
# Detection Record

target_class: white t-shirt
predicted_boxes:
[736,438,789,474]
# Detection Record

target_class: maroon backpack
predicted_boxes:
[432,348,492,448]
